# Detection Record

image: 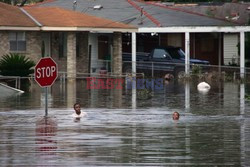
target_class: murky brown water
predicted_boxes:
[0,79,250,166]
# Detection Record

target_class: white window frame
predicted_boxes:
[9,31,26,52]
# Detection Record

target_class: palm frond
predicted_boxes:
[0,53,35,77]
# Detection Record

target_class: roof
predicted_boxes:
[38,0,239,28]
[0,2,37,27]
[39,0,156,27]
[24,6,136,31]
[0,2,136,32]
[133,0,238,27]
[160,2,250,25]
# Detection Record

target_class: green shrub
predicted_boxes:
[191,64,202,75]
[0,53,35,77]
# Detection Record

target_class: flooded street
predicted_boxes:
[0,79,250,166]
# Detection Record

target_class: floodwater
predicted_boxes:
[0,79,250,166]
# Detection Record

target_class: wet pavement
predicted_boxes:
[0,79,250,166]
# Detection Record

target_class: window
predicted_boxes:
[58,32,67,58]
[168,48,185,59]
[153,49,170,59]
[9,32,26,52]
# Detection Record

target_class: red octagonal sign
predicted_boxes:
[35,57,58,87]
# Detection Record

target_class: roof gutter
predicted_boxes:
[139,26,250,33]
[19,8,43,27]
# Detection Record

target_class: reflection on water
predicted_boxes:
[67,79,76,108]
[36,117,57,152]
[35,116,57,164]
[0,79,250,166]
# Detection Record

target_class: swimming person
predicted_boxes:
[172,111,180,120]
[72,103,87,119]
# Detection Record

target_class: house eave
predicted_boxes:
[139,26,250,33]
[0,26,40,31]
[41,27,138,33]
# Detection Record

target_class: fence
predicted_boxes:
[1,61,250,90]
[122,60,248,79]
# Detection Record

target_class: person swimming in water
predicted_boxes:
[172,111,180,120]
[72,103,87,119]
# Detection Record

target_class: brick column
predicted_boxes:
[67,32,76,79]
[112,32,122,75]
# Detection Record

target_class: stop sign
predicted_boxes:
[35,57,58,87]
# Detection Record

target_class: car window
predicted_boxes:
[153,49,171,59]
[168,48,185,59]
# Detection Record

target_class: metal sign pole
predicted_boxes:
[45,87,48,117]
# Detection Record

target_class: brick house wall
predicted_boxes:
[0,31,42,63]
[26,31,42,62]
[51,32,89,74]
[0,30,102,76]
[0,31,9,57]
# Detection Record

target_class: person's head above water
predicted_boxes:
[74,103,81,115]
[172,111,180,120]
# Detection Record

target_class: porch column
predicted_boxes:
[67,32,77,79]
[132,32,136,76]
[240,31,245,79]
[131,32,137,109]
[112,32,122,75]
[185,32,190,75]
[185,81,190,111]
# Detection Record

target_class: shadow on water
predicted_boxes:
[0,79,250,166]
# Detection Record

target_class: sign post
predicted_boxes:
[34,57,58,116]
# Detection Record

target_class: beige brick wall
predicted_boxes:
[0,31,41,63]
[112,32,122,75]
[0,31,90,76]
[26,31,42,63]
[67,32,76,79]
[0,31,9,57]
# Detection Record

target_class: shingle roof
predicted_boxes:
[39,0,155,27]
[24,6,136,29]
[39,0,238,27]
[136,0,239,27]
[0,2,37,27]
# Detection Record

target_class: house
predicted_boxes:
[0,2,137,79]
[39,0,250,77]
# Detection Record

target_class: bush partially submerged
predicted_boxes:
[0,53,35,77]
